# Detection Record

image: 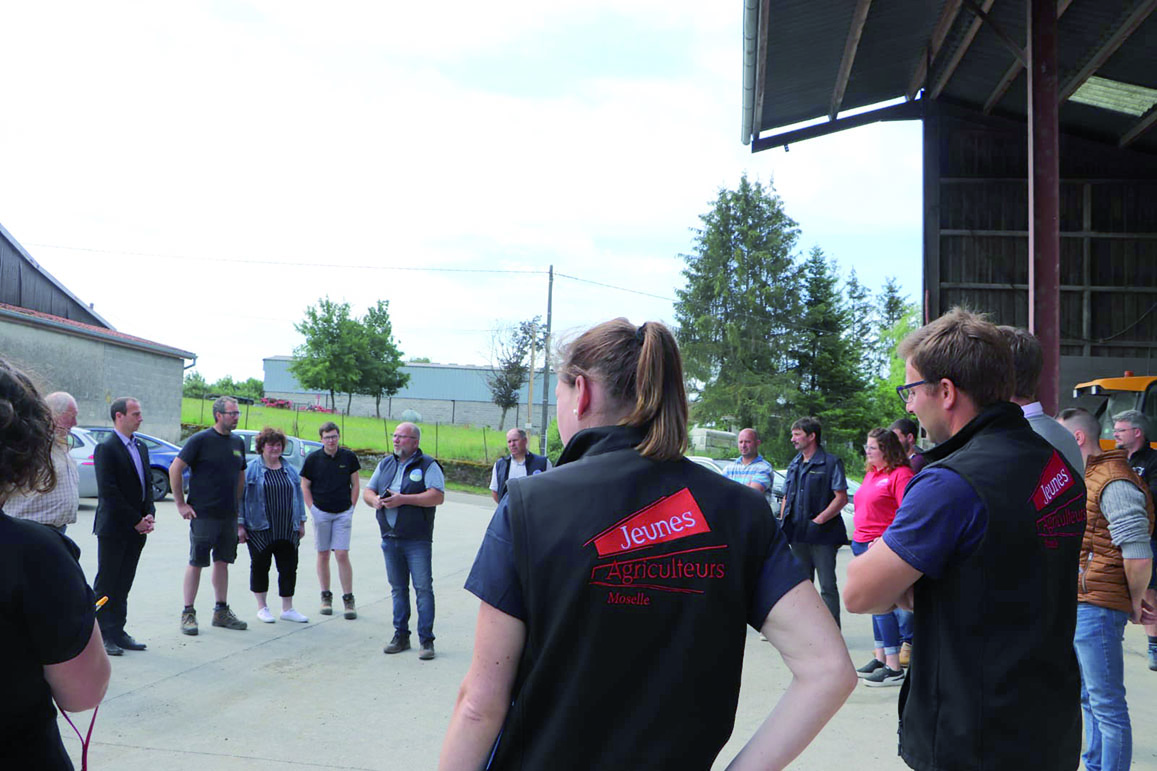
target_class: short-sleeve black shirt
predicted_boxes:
[1,511,95,769]
[300,447,361,513]
[178,428,246,519]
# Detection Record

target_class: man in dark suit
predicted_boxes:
[93,396,155,655]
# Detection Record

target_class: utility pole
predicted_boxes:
[526,320,536,431]
[539,265,553,455]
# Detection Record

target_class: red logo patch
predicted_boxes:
[1031,451,1076,512]
[585,488,710,557]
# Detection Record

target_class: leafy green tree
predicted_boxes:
[183,371,209,399]
[357,300,409,418]
[408,357,431,364]
[239,378,264,401]
[486,317,544,430]
[290,297,366,413]
[210,375,239,397]
[675,175,803,441]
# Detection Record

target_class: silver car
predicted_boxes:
[232,429,314,472]
[67,427,100,498]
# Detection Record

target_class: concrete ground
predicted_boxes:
[59,492,1157,770]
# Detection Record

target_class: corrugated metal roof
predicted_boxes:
[748,0,1157,155]
[0,221,113,328]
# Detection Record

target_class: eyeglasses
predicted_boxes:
[896,380,928,404]
[392,434,417,440]
[222,411,241,417]
[321,434,340,441]
[1112,428,1137,435]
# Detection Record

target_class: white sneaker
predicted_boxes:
[280,608,309,623]
[256,606,276,623]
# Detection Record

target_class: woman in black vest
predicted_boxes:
[440,319,855,770]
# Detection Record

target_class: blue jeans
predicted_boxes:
[381,537,435,643]
[1073,602,1131,771]
[851,541,901,653]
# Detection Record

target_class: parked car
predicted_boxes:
[82,427,188,502]
[686,455,726,475]
[841,478,860,535]
[232,429,315,472]
[67,427,100,498]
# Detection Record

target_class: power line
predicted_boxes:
[25,242,546,275]
[554,272,676,302]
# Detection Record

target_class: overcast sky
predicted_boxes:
[0,1,922,382]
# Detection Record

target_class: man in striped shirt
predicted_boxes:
[4,391,79,533]
[724,428,774,494]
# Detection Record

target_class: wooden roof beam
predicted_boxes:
[1059,0,1157,103]
[1121,104,1157,148]
[983,0,1075,115]
[929,0,997,100]
[906,0,962,100]
[829,0,874,120]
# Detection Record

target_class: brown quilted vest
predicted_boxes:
[1080,449,1155,612]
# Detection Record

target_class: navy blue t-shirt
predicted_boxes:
[466,498,807,629]
[882,467,988,578]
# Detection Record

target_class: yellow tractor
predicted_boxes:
[1072,372,1157,450]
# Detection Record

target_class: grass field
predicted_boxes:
[182,398,520,464]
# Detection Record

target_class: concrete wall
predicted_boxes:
[2,318,186,443]
[265,390,555,433]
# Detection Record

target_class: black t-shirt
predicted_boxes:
[1129,445,1157,505]
[178,428,246,519]
[300,447,361,513]
[1,511,95,770]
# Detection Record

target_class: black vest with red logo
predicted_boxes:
[899,402,1086,771]
[491,425,783,770]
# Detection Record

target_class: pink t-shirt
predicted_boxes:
[852,464,915,543]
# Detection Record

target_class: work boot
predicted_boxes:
[419,640,436,661]
[211,604,248,631]
[320,590,333,616]
[343,593,357,620]
[181,607,199,636]
[899,641,912,668]
[383,633,411,654]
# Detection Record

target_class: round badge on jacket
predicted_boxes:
[409,469,423,482]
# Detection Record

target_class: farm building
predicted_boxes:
[262,355,557,432]
[743,0,1157,410]
[0,221,193,442]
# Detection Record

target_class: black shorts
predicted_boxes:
[189,518,239,567]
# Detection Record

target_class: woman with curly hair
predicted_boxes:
[851,427,915,687]
[0,358,111,769]
[240,426,309,623]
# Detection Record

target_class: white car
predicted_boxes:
[67,427,100,498]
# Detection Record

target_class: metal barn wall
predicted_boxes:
[0,222,109,328]
[924,102,1157,403]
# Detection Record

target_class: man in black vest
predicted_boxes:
[845,307,1086,771]
[93,396,155,655]
[363,422,445,660]
[779,416,848,626]
[489,428,551,503]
